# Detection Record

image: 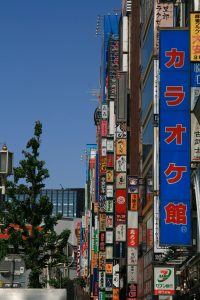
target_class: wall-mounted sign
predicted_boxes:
[116,172,126,189]
[127,283,137,299]
[128,247,138,265]
[116,155,126,172]
[107,154,114,167]
[113,261,119,288]
[106,170,114,182]
[116,224,126,241]
[127,265,137,283]
[99,214,106,231]
[154,267,175,295]
[116,139,127,155]
[106,263,113,274]
[128,194,139,211]
[102,104,108,119]
[100,175,106,194]
[116,190,126,214]
[106,246,113,259]
[116,122,127,138]
[190,12,200,62]
[99,195,106,212]
[99,232,105,251]
[106,199,114,213]
[107,139,114,152]
[127,176,139,193]
[127,228,139,247]
[106,215,114,228]
[159,29,191,246]
[106,185,114,198]
[106,276,113,292]
[106,231,113,244]
[99,271,106,289]
[99,252,106,270]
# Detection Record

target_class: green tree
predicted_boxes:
[0,121,70,288]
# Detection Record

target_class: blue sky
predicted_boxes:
[0,0,121,188]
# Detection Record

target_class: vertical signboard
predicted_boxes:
[159,29,191,246]
[154,1,173,55]
[190,13,200,163]
[154,267,175,295]
[190,12,200,62]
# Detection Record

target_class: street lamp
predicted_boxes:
[0,144,13,200]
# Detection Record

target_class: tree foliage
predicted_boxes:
[0,121,70,288]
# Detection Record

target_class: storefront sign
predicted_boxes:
[159,29,191,246]
[154,267,175,295]
[127,228,139,247]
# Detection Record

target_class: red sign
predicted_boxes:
[116,190,126,214]
[128,228,139,246]
[100,120,108,137]
[107,154,114,167]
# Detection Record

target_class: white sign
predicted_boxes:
[106,185,114,198]
[191,113,200,162]
[106,246,113,259]
[127,265,137,283]
[113,263,119,288]
[116,224,126,241]
[99,271,106,289]
[154,267,175,295]
[106,231,113,244]
[128,247,138,265]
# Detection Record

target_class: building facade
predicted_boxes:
[78,1,200,300]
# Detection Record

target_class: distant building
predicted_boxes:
[6,188,85,218]
[41,188,85,218]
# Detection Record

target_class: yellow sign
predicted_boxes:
[190,13,200,61]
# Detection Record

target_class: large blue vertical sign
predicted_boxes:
[159,29,191,246]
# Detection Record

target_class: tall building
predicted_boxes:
[78,1,200,300]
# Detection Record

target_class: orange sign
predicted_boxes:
[106,263,113,274]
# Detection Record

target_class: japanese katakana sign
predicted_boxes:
[159,29,191,246]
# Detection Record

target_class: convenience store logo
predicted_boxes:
[157,269,172,282]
